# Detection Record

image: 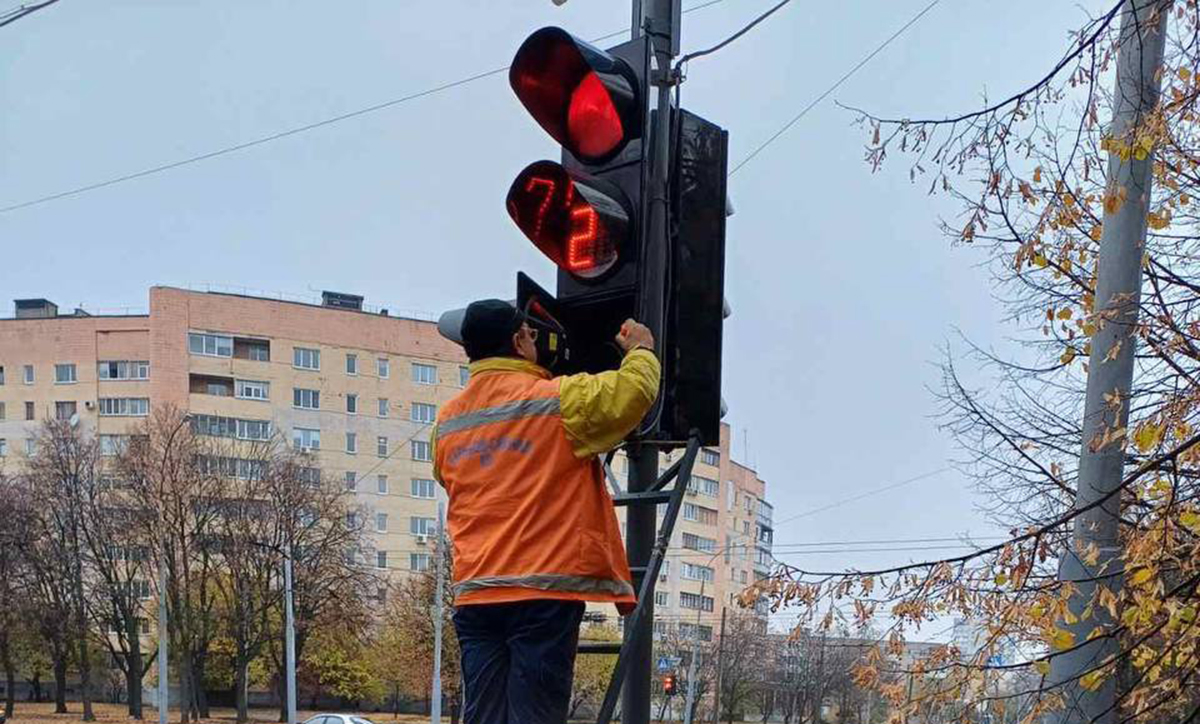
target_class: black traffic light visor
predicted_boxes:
[509,26,641,163]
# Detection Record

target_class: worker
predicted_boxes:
[433,298,660,724]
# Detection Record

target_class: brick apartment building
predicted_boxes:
[0,285,773,634]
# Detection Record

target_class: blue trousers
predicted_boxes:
[453,600,585,724]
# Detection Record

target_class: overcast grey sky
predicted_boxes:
[1,0,1099,623]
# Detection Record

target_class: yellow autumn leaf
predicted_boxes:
[1080,671,1105,692]
[995,573,1009,586]
[1147,211,1170,230]
[1061,347,1077,365]
[1181,193,1191,206]
[1035,254,1049,268]
[1134,422,1163,453]
[1057,308,1074,320]
[1035,660,1050,676]
[1180,67,1193,81]
[1131,568,1155,586]
[1051,629,1075,651]
[1034,166,1043,183]
[1089,225,1102,241]
[1180,510,1200,534]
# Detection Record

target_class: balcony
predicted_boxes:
[756,499,774,526]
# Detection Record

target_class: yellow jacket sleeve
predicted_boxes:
[558,348,661,458]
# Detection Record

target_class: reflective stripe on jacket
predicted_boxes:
[433,349,660,611]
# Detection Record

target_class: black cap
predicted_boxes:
[460,299,524,362]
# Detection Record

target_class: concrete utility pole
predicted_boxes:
[285,550,297,724]
[711,606,727,724]
[1047,2,1169,723]
[157,562,168,724]
[623,2,681,723]
[431,502,446,724]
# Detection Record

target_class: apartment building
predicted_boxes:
[0,287,773,621]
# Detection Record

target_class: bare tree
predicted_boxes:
[119,406,228,723]
[26,419,100,721]
[0,471,34,719]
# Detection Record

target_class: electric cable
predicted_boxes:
[728,0,941,176]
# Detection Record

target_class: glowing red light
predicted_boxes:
[568,71,624,159]
[567,205,601,272]
[525,176,557,241]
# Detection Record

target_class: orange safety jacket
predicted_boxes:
[432,349,660,612]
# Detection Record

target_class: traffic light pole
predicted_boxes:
[624,3,680,724]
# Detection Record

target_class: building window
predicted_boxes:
[411,553,432,572]
[682,533,716,552]
[376,513,388,533]
[98,398,149,417]
[99,435,128,456]
[345,471,357,491]
[411,478,436,499]
[412,363,437,385]
[411,440,431,462]
[24,402,34,421]
[54,364,77,384]
[241,340,270,361]
[377,474,388,494]
[377,436,388,458]
[340,431,355,453]
[727,486,736,511]
[681,563,714,582]
[98,360,150,380]
[376,551,387,569]
[191,415,271,441]
[188,332,233,358]
[683,503,718,526]
[459,366,470,387]
[293,428,320,451]
[346,353,358,375]
[0,366,5,385]
[299,467,321,487]
[0,402,5,420]
[654,590,669,606]
[701,449,720,467]
[236,379,270,401]
[25,439,36,456]
[411,402,437,423]
[679,622,714,641]
[346,394,358,414]
[679,593,714,612]
[378,398,389,417]
[55,401,77,421]
[23,365,34,384]
[293,347,320,370]
[410,517,435,536]
[377,357,390,378]
[0,439,6,457]
[293,388,320,410]
[741,570,748,584]
[688,476,719,497]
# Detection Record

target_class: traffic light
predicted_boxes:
[506,27,651,375]
[662,673,678,697]
[505,24,728,444]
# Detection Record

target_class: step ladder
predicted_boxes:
[578,434,701,724]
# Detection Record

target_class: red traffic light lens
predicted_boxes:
[568,71,625,159]
[510,27,640,163]
[507,161,629,279]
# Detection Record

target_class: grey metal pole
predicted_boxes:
[1046,3,1169,724]
[157,561,168,724]
[682,578,705,724]
[710,606,726,724]
[623,3,680,724]
[431,502,446,724]
[285,551,297,724]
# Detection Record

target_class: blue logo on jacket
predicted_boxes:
[448,437,534,467]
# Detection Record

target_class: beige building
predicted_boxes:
[0,286,772,627]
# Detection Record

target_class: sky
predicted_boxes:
[1,0,1101,634]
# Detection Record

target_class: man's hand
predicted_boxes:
[615,319,654,353]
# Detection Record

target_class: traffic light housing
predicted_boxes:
[506,25,728,444]
[663,673,678,696]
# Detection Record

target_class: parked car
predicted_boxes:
[301,716,380,724]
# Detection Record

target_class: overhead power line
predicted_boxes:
[677,0,793,66]
[0,0,60,28]
[771,466,953,527]
[728,0,941,176]
[0,0,730,215]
